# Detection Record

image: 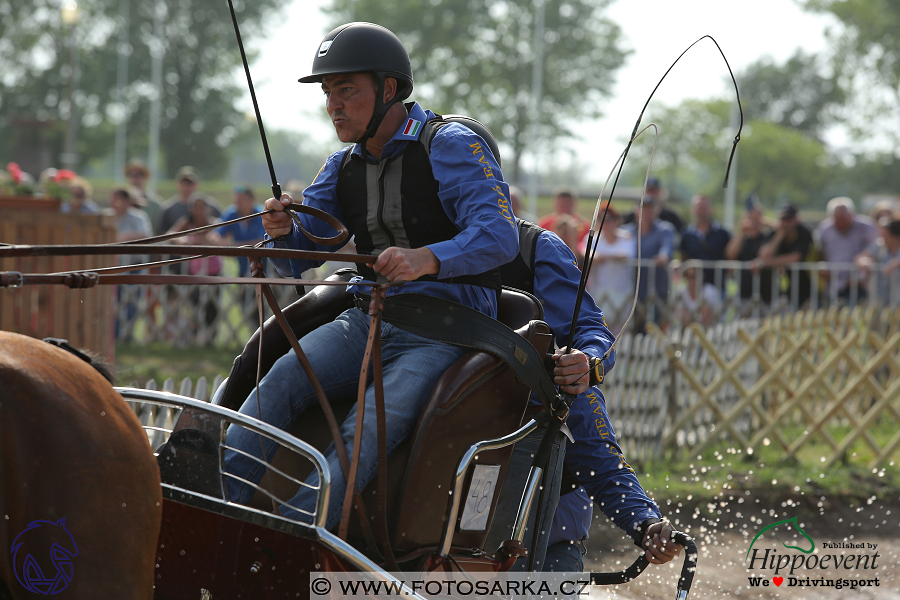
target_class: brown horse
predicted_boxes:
[0,331,162,599]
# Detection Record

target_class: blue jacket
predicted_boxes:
[220,204,266,242]
[267,102,518,317]
[550,389,661,544]
[526,228,661,544]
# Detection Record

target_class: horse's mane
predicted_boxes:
[42,338,115,385]
[84,351,115,385]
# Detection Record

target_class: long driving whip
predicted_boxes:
[226,0,282,202]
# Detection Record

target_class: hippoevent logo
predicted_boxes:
[745,515,880,591]
[10,518,79,595]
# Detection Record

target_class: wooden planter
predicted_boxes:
[0,195,62,211]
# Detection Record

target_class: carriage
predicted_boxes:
[121,267,563,597]
[1,239,696,599]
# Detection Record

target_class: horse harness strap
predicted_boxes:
[352,293,560,414]
[337,288,399,569]
[42,337,93,365]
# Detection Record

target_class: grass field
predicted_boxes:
[115,343,239,387]
[636,428,900,518]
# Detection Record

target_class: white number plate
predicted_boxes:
[459,464,500,531]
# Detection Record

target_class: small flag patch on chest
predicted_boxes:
[403,118,421,136]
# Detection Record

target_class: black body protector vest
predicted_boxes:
[335,113,501,291]
[497,219,544,294]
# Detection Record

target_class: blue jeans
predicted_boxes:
[543,540,585,573]
[223,307,465,530]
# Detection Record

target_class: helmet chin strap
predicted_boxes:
[357,75,403,160]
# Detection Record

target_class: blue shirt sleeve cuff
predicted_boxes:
[428,240,459,279]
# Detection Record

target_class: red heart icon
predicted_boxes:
[773,577,783,586]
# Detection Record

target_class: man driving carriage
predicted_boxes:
[222,22,589,530]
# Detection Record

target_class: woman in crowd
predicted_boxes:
[581,205,634,333]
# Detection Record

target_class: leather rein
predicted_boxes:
[0,203,398,563]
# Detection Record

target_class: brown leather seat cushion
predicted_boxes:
[390,319,551,554]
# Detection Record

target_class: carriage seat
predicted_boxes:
[208,271,551,562]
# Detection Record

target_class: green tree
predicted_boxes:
[736,120,831,206]
[324,0,628,184]
[619,99,734,198]
[228,119,333,187]
[801,0,900,193]
[621,98,831,207]
[803,0,900,103]
[0,0,282,179]
[738,49,846,141]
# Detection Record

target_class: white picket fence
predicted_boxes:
[129,374,225,449]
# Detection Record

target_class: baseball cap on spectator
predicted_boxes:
[125,159,149,178]
[779,203,798,220]
[646,177,661,191]
[176,166,199,184]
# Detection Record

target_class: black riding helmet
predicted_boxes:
[299,22,413,144]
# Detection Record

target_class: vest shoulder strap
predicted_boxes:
[339,145,355,170]
[517,219,544,276]
[418,113,503,168]
[418,115,448,159]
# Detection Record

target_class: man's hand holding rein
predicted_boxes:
[551,347,590,395]
[642,519,683,565]
[262,194,295,239]
[371,247,440,282]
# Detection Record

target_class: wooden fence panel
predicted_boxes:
[600,307,900,469]
[0,207,116,359]
[604,332,669,463]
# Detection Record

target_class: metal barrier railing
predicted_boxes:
[589,258,900,331]
[112,257,900,346]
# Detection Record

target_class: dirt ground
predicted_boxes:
[581,493,900,599]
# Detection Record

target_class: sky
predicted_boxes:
[239,1,839,187]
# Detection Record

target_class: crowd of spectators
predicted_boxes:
[13,164,899,335]
[535,179,900,332]
[36,159,275,343]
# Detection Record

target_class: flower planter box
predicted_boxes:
[0,195,62,211]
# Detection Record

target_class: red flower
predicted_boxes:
[7,162,22,183]
[53,169,76,182]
